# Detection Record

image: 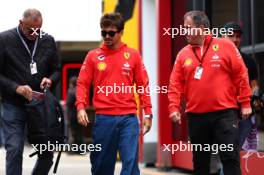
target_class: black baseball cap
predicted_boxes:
[223,21,243,34]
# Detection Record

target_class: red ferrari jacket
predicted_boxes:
[168,35,251,114]
[76,43,152,115]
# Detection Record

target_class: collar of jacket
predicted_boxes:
[100,42,127,54]
[191,34,212,48]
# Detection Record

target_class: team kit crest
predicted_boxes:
[124,52,130,59]
[212,44,219,51]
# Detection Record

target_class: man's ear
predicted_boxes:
[19,19,23,25]
[120,30,124,36]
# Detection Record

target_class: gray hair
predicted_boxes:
[184,11,210,28]
[22,8,42,21]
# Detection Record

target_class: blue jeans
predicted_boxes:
[1,102,53,175]
[0,124,3,146]
[91,114,140,175]
[0,122,4,146]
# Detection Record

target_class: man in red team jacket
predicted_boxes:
[76,13,152,175]
[168,11,252,175]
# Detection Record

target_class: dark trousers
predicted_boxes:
[1,102,53,175]
[238,115,254,148]
[91,114,140,175]
[70,117,84,145]
[188,109,241,175]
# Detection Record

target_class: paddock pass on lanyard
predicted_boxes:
[30,62,38,75]
[192,37,213,80]
[16,27,38,75]
[194,66,203,80]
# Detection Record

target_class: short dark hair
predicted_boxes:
[223,21,243,34]
[184,11,210,28]
[100,13,124,31]
[22,8,42,21]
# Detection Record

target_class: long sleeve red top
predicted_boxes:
[76,43,152,115]
[168,35,251,114]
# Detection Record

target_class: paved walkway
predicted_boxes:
[0,147,191,175]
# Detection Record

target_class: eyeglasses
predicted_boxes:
[101,30,119,37]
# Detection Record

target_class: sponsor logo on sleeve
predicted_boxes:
[97,62,107,71]
[97,54,105,61]
[184,58,193,66]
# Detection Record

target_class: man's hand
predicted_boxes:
[40,77,52,89]
[169,111,181,124]
[77,109,89,126]
[143,117,152,135]
[241,107,252,119]
[16,85,33,101]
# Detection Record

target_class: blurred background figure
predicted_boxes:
[223,22,259,151]
[0,98,4,148]
[66,76,84,152]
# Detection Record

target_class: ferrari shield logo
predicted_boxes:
[212,44,219,51]
[124,52,130,59]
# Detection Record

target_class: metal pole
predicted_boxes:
[251,0,255,58]
[238,0,241,21]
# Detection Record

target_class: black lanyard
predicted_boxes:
[192,37,213,67]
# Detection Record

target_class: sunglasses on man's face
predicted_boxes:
[101,30,119,37]
[26,28,40,36]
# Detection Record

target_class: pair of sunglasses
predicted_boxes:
[26,28,40,36]
[101,30,119,37]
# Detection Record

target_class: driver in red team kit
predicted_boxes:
[76,13,153,175]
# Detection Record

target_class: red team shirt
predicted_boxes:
[76,43,152,115]
[168,35,251,114]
